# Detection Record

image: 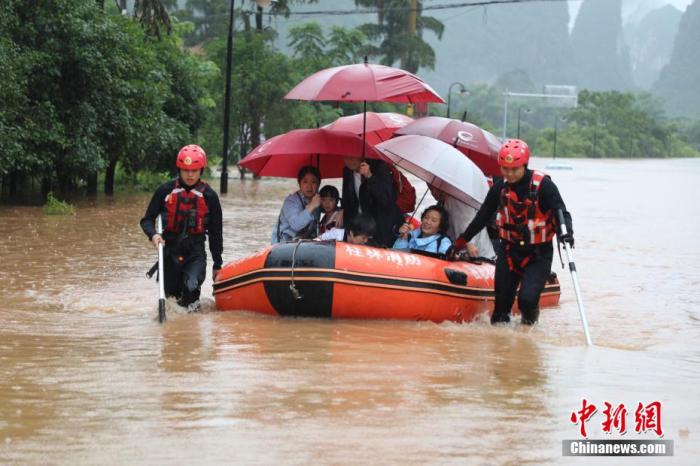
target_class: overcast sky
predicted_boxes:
[568,0,694,29]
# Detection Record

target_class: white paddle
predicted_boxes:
[156,214,166,323]
[557,210,591,346]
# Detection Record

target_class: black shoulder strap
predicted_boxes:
[276,213,282,242]
[436,234,446,253]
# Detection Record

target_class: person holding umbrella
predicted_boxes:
[271,166,322,243]
[341,157,403,248]
[452,139,574,325]
[283,59,444,248]
[140,145,223,313]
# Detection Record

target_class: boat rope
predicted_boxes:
[289,239,304,300]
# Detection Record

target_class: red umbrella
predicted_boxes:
[284,62,445,103]
[239,128,386,179]
[394,117,502,177]
[285,59,444,159]
[323,112,414,145]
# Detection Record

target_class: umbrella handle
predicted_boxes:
[404,186,430,231]
[361,100,367,161]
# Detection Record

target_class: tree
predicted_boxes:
[536,90,698,158]
[133,0,172,38]
[175,0,317,45]
[355,0,444,73]
[0,0,213,200]
[198,21,366,173]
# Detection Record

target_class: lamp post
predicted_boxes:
[516,106,530,140]
[553,115,567,159]
[447,82,467,119]
[592,124,598,158]
[220,0,236,193]
[592,107,603,158]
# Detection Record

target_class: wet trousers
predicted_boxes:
[163,239,206,307]
[492,245,553,325]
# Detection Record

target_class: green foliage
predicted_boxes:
[678,119,700,152]
[0,0,214,199]
[450,84,699,158]
[200,22,371,163]
[44,192,75,215]
[111,162,172,191]
[289,22,327,63]
[288,22,370,73]
[529,90,700,158]
[355,0,444,73]
[133,0,172,38]
[175,0,318,46]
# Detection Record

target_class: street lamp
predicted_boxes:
[553,114,567,159]
[447,82,467,119]
[220,0,236,192]
[516,106,530,140]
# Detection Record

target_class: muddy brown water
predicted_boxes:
[1,158,699,465]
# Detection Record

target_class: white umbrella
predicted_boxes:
[375,135,489,210]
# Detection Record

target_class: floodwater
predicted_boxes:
[1,158,699,465]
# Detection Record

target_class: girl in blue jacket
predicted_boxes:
[393,205,452,255]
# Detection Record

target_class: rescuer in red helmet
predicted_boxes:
[452,139,574,325]
[140,144,223,312]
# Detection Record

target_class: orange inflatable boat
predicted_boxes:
[214,241,560,322]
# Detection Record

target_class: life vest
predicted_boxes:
[164,180,209,236]
[495,170,555,247]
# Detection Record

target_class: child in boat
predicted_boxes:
[346,213,376,245]
[317,212,376,246]
[271,166,321,243]
[393,204,452,255]
[318,185,344,235]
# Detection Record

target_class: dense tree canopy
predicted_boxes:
[1,1,698,202]
[355,0,444,74]
[0,0,213,198]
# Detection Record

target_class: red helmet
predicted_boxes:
[176,144,207,170]
[498,139,530,167]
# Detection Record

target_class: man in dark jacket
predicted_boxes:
[341,157,403,248]
[140,145,223,312]
[453,139,574,325]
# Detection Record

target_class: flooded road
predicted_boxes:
[1,158,699,465]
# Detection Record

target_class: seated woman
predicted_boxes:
[393,204,452,255]
[430,186,495,259]
[271,166,321,244]
[318,185,344,235]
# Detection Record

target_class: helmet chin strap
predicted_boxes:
[178,175,200,189]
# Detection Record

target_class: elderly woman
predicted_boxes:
[271,166,322,244]
[393,204,452,255]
